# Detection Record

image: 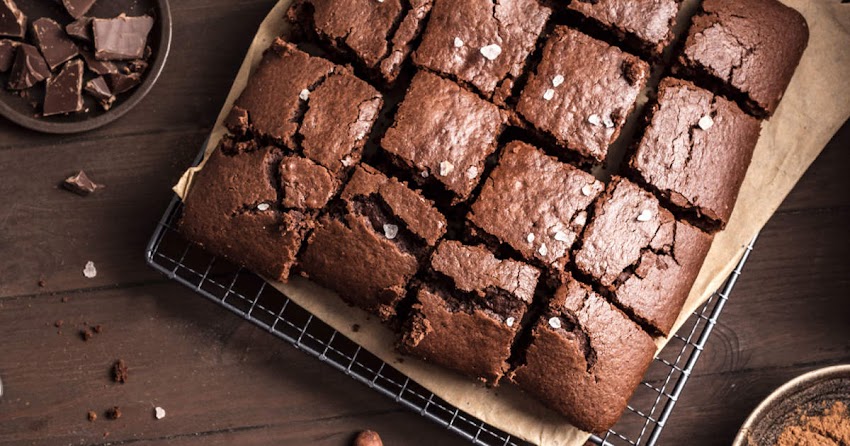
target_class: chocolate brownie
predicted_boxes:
[299,165,446,321]
[287,0,433,84]
[517,26,649,164]
[567,0,682,58]
[412,0,551,102]
[573,177,713,335]
[675,0,808,118]
[226,39,383,174]
[510,276,656,433]
[381,71,507,202]
[399,241,540,385]
[468,141,604,272]
[179,137,338,282]
[628,78,762,231]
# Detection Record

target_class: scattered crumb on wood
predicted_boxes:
[87,411,97,422]
[54,320,63,328]
[61,296,69,303]
[352,324,360,333]
[112,360,128,384]
[38,279,46,288]
[93,324,103,334]
[80,328,94,341]
[105,406,121,420]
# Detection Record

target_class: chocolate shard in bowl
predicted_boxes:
[0,38,19,72]
[61,0,96,20]
[65,17,92,42]
[0,0,26,39]
[85,76,115,110]
[93,14,154,61]
[104,72,141,94]
[44,59,84,116]
[32,17,79,70]
[8,44,51,90]
[81,50,117,75]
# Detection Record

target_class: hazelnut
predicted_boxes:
[353,430,383,446]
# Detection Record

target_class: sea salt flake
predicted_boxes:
[527,233,535,244]
[420,170,430,178]
[552,74,564,87]
[506,317,515,327]
[543,88,555,101]
[383,224,399,240]
[637,209,653,222]
[341,156,353,167]
[588,114,602,126]
[538,243,548,257]
[581,184,594,197]
[453,37,464,48]
[603,115,615,129]
[548,317,562,329]
[466,166,479,179]
[83,261,97,279]
[154,407,166,420]
[480,44,502,61]
[439,161,455,176]
[574,211,588,227]
[554,231,570,242]
[698,115,714,130]
[257,203,270,211]
[299,89,310,101]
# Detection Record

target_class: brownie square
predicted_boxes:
[567,0,682,58]
[517,26,649,164]
[299,165,447,321]
[628,78,762,231]
[510,276,656,433]
[412,0,551,102]
[179,138,338,282]
[399,241,540,385]
[381,71,507,202]
[225,38,383,174]
[468,141,604,272]
[675,0,808,118]
[287,0,433,84]
[573,177,713,335]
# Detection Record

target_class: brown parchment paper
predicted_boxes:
[173,1,850,444]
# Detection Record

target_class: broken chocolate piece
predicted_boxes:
[32,17,79,70]
[81,50,117,75]
[44,59,84,116]
[124,59,148,74]
[93,14,154,61]
[62,0,96,20]
[0,38,17,71]
[63,170,103,196]
[105,406,121,420]
[8,44,51,90]
[85,77,115,110]
[65,17,92,42]
[112,359,128,384]
[104,72,141,94]
[0,0,26,39]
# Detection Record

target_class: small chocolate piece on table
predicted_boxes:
[44,59,85,116]
[7,44,51,90]
[62,0,96,20]
[399,241,540,385]
[0,38,18,72]
[63,170,103,196]
[32,17,79,70]
[112,359,128,384]
[66,17,92,42]
[93,14,154,61]
[0,0,26,39]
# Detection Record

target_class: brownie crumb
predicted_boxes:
[351,324,360,333]
[93,324,103,334]
[61,296,70,303]
[112,360,128,384]
[38,279,46,288]
[87,411,97,422]
[80,328,94,341]
[54,320,63,328]
[353,430,383,446]
[105,406,121,420]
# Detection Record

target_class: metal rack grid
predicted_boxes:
[145,192,756,446]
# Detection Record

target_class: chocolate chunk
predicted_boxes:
[63,170,103,196]
[81,50,117,75]
[123,59,148,74]
[111,359,128,384]
[32,17,79,70]
[44,59,84,116]
[0,38,18,72]
[93,14,154,61]
[104,72,141,94]
[65,17,92,42]
[0,0,26,39]
[85,76,111,98]
[62,0,96,20]
[8,44,51,90]
[105,406,121,420]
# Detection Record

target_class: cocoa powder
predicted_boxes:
[776,401,850,446]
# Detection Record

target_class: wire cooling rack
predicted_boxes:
[146,190,756,446]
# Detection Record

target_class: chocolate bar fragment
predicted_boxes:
[80,50,117,75]
[104,72,141,94]
[63,170,103,196]
[66,17,92,42]
[44,59,84,116]
[93,14,154,61]
[62,0,97,20]
[8,44,51,90]
[85,76,111,99]
[32,17,79,70]
[0,0,26,39]
[0,38,17,72]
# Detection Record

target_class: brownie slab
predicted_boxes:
[299,165,447,321]
[469,141,603,272]
[510,276,656,433]
[567,0,682,58]
[413,0,550,102]
[675,0,808,117]
[399,241,540,385]
[179,138,338,282]
[573,177,713,335]
[226,39,382,174]
[517,26,649,164]
[287,0,433,84]
[628,78,762,230]
[381,71,507,202]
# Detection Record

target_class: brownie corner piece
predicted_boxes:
[469,140,604,272]
[517,26,649,164]
[510,275,656,433]
[628,77,762,230]
[567,0,683,58]
[298,165,447,321]
[381,71,507,203]
[573,177,713,335]
[676,0,809,117]
[412,0,551,100]
[399,240,540,385]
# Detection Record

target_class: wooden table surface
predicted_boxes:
[1,1,848,445]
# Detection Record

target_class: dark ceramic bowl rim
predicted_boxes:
[0,0,172,134]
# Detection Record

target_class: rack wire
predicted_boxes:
[146,190,756,446]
